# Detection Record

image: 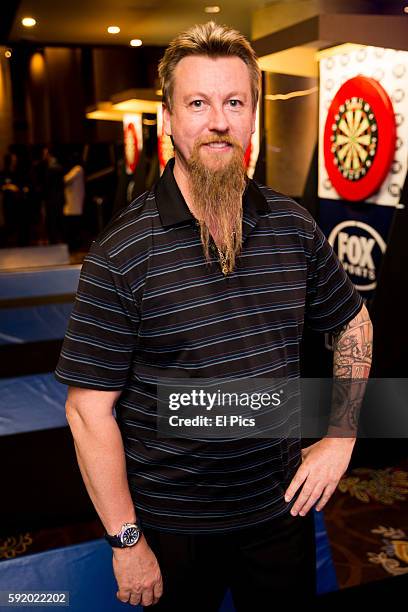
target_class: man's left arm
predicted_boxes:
[284,303,373,516]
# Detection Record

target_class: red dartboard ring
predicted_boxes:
[158,131,169,172]
[124,122,139,174]
[244,142,252,168]
[158,134,166,171]
[323,76,396,201]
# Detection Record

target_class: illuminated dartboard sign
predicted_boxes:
[124,122,139,174]
[324,76,396,201]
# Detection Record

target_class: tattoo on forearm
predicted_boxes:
[328,306,373,436]
[330,380,365,430]
[332,308,373,379]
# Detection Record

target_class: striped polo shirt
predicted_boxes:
[55,158,363,533]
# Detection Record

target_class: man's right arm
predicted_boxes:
[65,386,163,607]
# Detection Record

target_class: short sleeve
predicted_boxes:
[55,240,139,390]
[305,221,363,333]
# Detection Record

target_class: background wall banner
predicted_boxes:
[318,198,395,300]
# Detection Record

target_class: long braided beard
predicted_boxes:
[187,135,247,274]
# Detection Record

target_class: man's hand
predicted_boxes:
[284,437,355,516]
[113,535,163,607]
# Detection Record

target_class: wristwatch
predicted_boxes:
[105,522,142,548]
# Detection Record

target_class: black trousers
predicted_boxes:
[142,510,316,611]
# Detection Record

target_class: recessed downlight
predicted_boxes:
[22,17,37,28]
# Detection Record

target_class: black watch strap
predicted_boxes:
[104,521,142,548]
[105,532,125,548]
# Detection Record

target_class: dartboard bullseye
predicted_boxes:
[324,76,396,201]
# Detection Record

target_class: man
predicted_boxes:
[36,146,65,245]
[63,153,85,251]
[56,21,373,611]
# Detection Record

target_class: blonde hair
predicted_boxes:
[158,21,261,112]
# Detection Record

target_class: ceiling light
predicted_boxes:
[4,49,12,59]
[404,6,408,13]
[110,88,161,113]
[112,99,159,113]
[204,6,221,13]
[107,26,120,34]
[86,102,124,122]
[22,17,36,28]
[130,39,142,47]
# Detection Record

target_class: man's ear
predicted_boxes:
[162,103,172,137]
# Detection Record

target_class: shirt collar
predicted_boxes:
[154,157,269,229]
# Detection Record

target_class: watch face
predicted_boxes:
[121,526,140,547]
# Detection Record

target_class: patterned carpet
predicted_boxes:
[0,520,103,561]
[323,459,408,589]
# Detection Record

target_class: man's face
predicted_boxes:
[163,55,256,170]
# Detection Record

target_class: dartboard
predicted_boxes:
[324,76,396,201]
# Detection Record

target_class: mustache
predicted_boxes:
[195,134,243,149]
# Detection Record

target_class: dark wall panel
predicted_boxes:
[45,47,85,143]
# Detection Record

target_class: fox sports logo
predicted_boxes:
[328,221,386,291]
